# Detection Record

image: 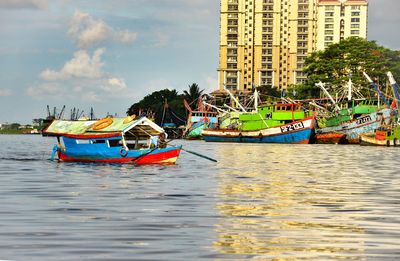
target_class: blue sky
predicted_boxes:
[0,0,398,124]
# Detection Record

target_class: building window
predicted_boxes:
[351,30,360,35]
[351,18,360,22]
[351,24,360,28]
[351,12,360,16]
[325,36,333,41]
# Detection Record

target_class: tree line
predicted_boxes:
[126,83,204,126]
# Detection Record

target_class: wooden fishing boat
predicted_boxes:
[315,75,393,144]
[43,116,182,165]
[360,124,400,147]
[203,116,315,144]
[184,110,218,140]
[316,108,393,144]
[182,98,218,140]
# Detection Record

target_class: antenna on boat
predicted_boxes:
[224,86,247,112]
[315,81,341,112]
[363,72,390,107]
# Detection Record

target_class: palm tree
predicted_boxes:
[183,83,204,110]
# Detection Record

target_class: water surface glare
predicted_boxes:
[0,135,399,260]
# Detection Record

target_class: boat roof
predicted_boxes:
[43,116,164,138]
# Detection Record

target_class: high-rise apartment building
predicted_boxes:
[316,0,368,50]
[218,0,368,91]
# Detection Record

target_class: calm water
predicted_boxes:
[0,135,399,260]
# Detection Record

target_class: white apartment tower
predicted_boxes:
[218,0,368,91]
[316,0,368,50]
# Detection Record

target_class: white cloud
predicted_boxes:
[104,77,127,92]
[26,83,64,99]
[0,89,12,97]
[0,0,47,9]
[68,10,137,49]
[40,48,105,81]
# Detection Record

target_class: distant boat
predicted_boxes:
[183,98,218,139]
[43,116,181,165]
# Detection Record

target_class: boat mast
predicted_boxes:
[387,71,400,108]
[224,87,247,112]
[315,82,341,111]
[223,104,240,112]
[363,72,390,107]
[202,101,229,114]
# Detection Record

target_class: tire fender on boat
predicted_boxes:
[120,147,129,157]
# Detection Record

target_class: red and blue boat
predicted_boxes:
[43,116,181,165]
[202,102,316,144]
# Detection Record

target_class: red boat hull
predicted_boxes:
[315,133,346,144]
[58,147,182,165]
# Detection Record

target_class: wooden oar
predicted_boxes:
[168,142,218,163]
[180,148,218,163]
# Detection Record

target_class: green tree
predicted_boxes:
[183,83,204,110]
[10,123,21,130]
[303,37,400,98]
[127,89,179,122]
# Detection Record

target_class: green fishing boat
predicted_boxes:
[238,102,310,131]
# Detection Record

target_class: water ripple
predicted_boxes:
[0,136,399,260]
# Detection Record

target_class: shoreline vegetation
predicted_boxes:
[0,129,40,135]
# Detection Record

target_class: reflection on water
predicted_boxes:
[214,144,400,260]
[0,136,399,260]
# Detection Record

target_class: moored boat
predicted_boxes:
[183,98,218,140]
[360,124,400,146]
[202,99,315,144]
[43,116,182,165]
[316,108,392,144]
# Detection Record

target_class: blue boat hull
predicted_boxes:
[202,116,315,144]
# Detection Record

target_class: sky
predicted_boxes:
[0,0,399,124]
